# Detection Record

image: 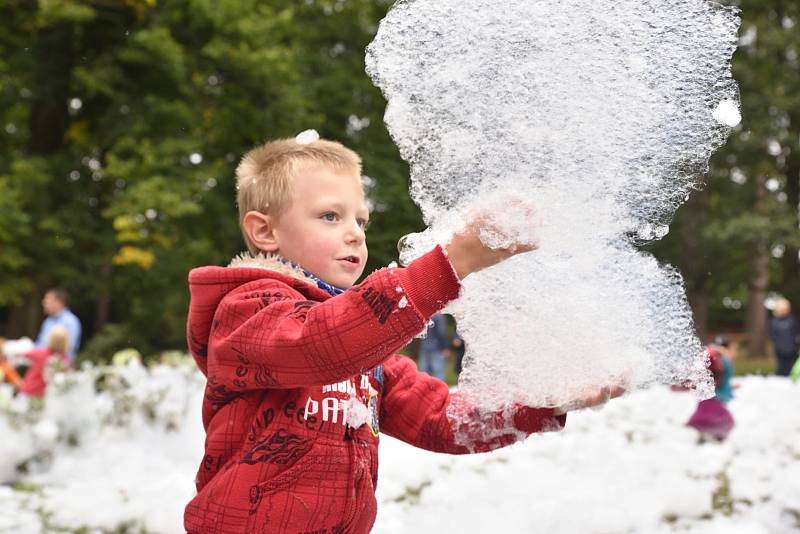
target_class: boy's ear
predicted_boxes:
[242,211,279,253]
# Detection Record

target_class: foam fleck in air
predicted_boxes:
[295,129,320,145]
[366,0,740,442]
[713,99,743,127]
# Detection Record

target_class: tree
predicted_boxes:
[652,0,800,356]
[0,0,418,359]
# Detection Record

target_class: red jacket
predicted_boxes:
[184,246,564,534]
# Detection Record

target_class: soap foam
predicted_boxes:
[366,0,739,439]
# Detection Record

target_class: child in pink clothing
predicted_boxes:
[19,326,70,398]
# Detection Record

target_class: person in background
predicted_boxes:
[19,326,71,398]
[686,343,735,443]
[36,288,81,363]
[768,298,798,377]
[452,330,466,377]
[418,313,451,381]
[0,337,24,389]
[710,335,735,403]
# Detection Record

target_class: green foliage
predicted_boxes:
[734,355,775,375]
[79,323,136,364]
[1,1,798,356]
[650,0,800,334]
[0,0,415,359]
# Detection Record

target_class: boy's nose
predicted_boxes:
[345,221,366,243]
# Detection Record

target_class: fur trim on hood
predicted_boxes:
[227,252,317,286]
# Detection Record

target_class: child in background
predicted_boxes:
[710,335,735,403]
[19,326,71,398]
[686,337,735,443]
[0,337,24,389]
[184,135,623,534]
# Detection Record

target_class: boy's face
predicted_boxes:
[272,164,369,288]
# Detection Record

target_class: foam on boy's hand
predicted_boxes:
[295,129,320,145]
[366,0,738,428]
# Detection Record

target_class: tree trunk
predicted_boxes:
[781,158,799,307]
[5,287,44,340]
[28,23,74,155]
[4,24,77,341]
[745,174,770,357]
[94,262,113,334]
[682,187,710,341]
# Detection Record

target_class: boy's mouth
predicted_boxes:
[339,255,361,265]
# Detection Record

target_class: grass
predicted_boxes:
[12,481,43,494]
[711,472,733,515]
[734,357,776,376]
[392,481,432,505]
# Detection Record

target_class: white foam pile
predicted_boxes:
[1,362,798,533]
[375,377,800,534]
[365,0,742,424]
[0,357,205,533]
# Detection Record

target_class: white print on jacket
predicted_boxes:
[304,374,380,436]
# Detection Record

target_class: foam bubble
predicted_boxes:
[295,129,320,144]
[367,0,739,439]
[713,99,742,127]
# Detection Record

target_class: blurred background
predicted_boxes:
[0,0,798,373]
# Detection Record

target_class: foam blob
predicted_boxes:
[366,0,740,434]
[295,129,320,144]
[713,99,742,127]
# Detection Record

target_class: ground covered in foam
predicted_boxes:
[0,359,798,533]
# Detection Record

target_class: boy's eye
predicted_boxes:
[321,212,338,222]
[357,218,370,230]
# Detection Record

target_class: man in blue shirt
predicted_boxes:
[36,288,81,362]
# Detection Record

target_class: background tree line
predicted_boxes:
[0,0,797,362]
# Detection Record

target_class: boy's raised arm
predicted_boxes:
[194,245,460,390]
[190,204,538,391]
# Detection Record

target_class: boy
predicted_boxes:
[184,136,620,534]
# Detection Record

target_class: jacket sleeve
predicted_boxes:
[208,246,460,390]
[379,355,566,454]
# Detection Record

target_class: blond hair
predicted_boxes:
[774,298,792,317]
[236,137,362,254]
[47,326,70,355]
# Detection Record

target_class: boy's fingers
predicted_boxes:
[555,383,626,415]
[596,384,625,404]
[608,385,626,399]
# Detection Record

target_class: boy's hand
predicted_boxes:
[553,384,626,416]
[444,200,539,280]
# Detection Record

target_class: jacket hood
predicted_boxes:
[186,253,331,376]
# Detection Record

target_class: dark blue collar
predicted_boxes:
[279,258,345,297]
[305,271,345,297]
